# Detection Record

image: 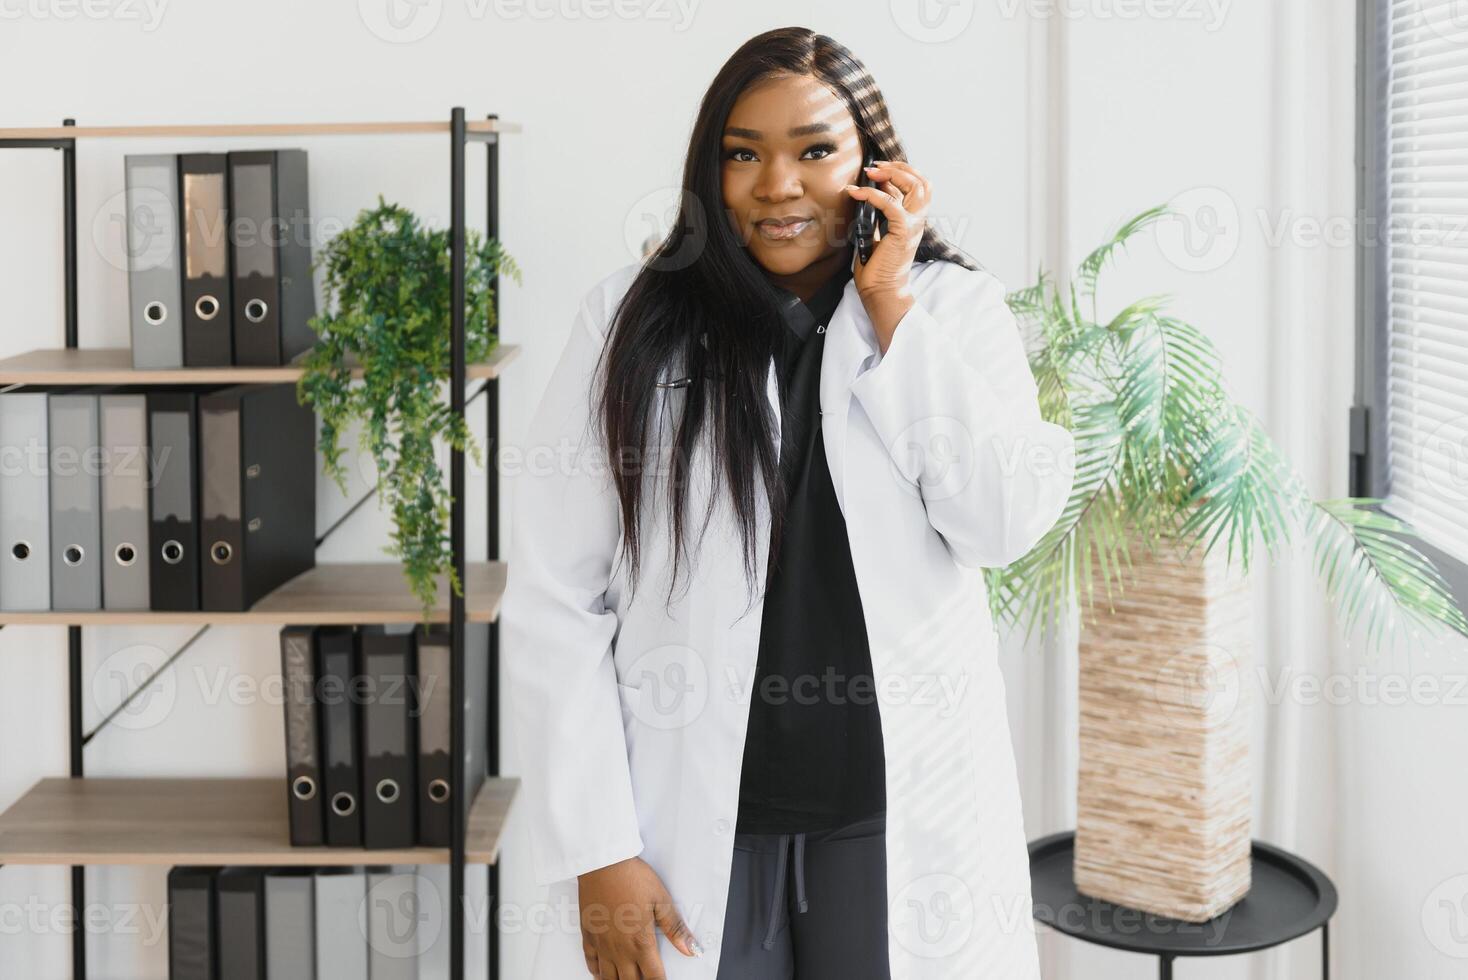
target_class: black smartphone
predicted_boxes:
[852,150,890,264]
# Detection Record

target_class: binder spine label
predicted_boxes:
[229,154,282,366]
[199,402,244,610]
[181,154,234,366]
[281,627,324,847]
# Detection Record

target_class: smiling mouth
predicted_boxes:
[757,218,812,241]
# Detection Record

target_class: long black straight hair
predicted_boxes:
[595,26,977,614]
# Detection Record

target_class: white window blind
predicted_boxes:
[1384,0,1468,566]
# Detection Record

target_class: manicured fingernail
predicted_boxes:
[690,939,704,956]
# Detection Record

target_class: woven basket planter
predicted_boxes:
[1074,532,1253,922]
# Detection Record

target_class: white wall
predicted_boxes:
[3,2,1464,979]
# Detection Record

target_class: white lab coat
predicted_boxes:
[503,257,1075,979]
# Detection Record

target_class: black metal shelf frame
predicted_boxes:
[0,107,506,980]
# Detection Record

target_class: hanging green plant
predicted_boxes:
[298,197,521,615]
[988,204,1468,653]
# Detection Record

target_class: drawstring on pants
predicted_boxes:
[793,834,808,912]
[761,832,810,950]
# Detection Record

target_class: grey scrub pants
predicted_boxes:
[714,811,891,979]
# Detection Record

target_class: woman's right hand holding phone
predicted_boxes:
[578,856,702,978]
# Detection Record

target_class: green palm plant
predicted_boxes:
[298,198,521,615]
[987,205,1468,653]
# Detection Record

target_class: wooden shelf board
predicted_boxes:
[0,120,519,140]
[0,776,519,866]
[0,345,520,385]
[0,560,506,626]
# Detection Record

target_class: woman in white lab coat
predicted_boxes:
[503,25,1075,980]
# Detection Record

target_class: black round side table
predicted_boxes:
[1028,832,1338,979]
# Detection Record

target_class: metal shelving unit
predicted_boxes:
[0,108,516,980]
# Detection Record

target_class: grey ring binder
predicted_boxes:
[50,391,102,611]
[100,391,152,610]
[125,154,185,369]
[0,392,50,611]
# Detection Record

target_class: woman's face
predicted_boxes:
[721,72,864,281]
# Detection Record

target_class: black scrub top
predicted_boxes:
[735,251,887,836]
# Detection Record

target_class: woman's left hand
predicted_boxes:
[845,159,931,351]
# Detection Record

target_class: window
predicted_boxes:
[1357,0,1468,602]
